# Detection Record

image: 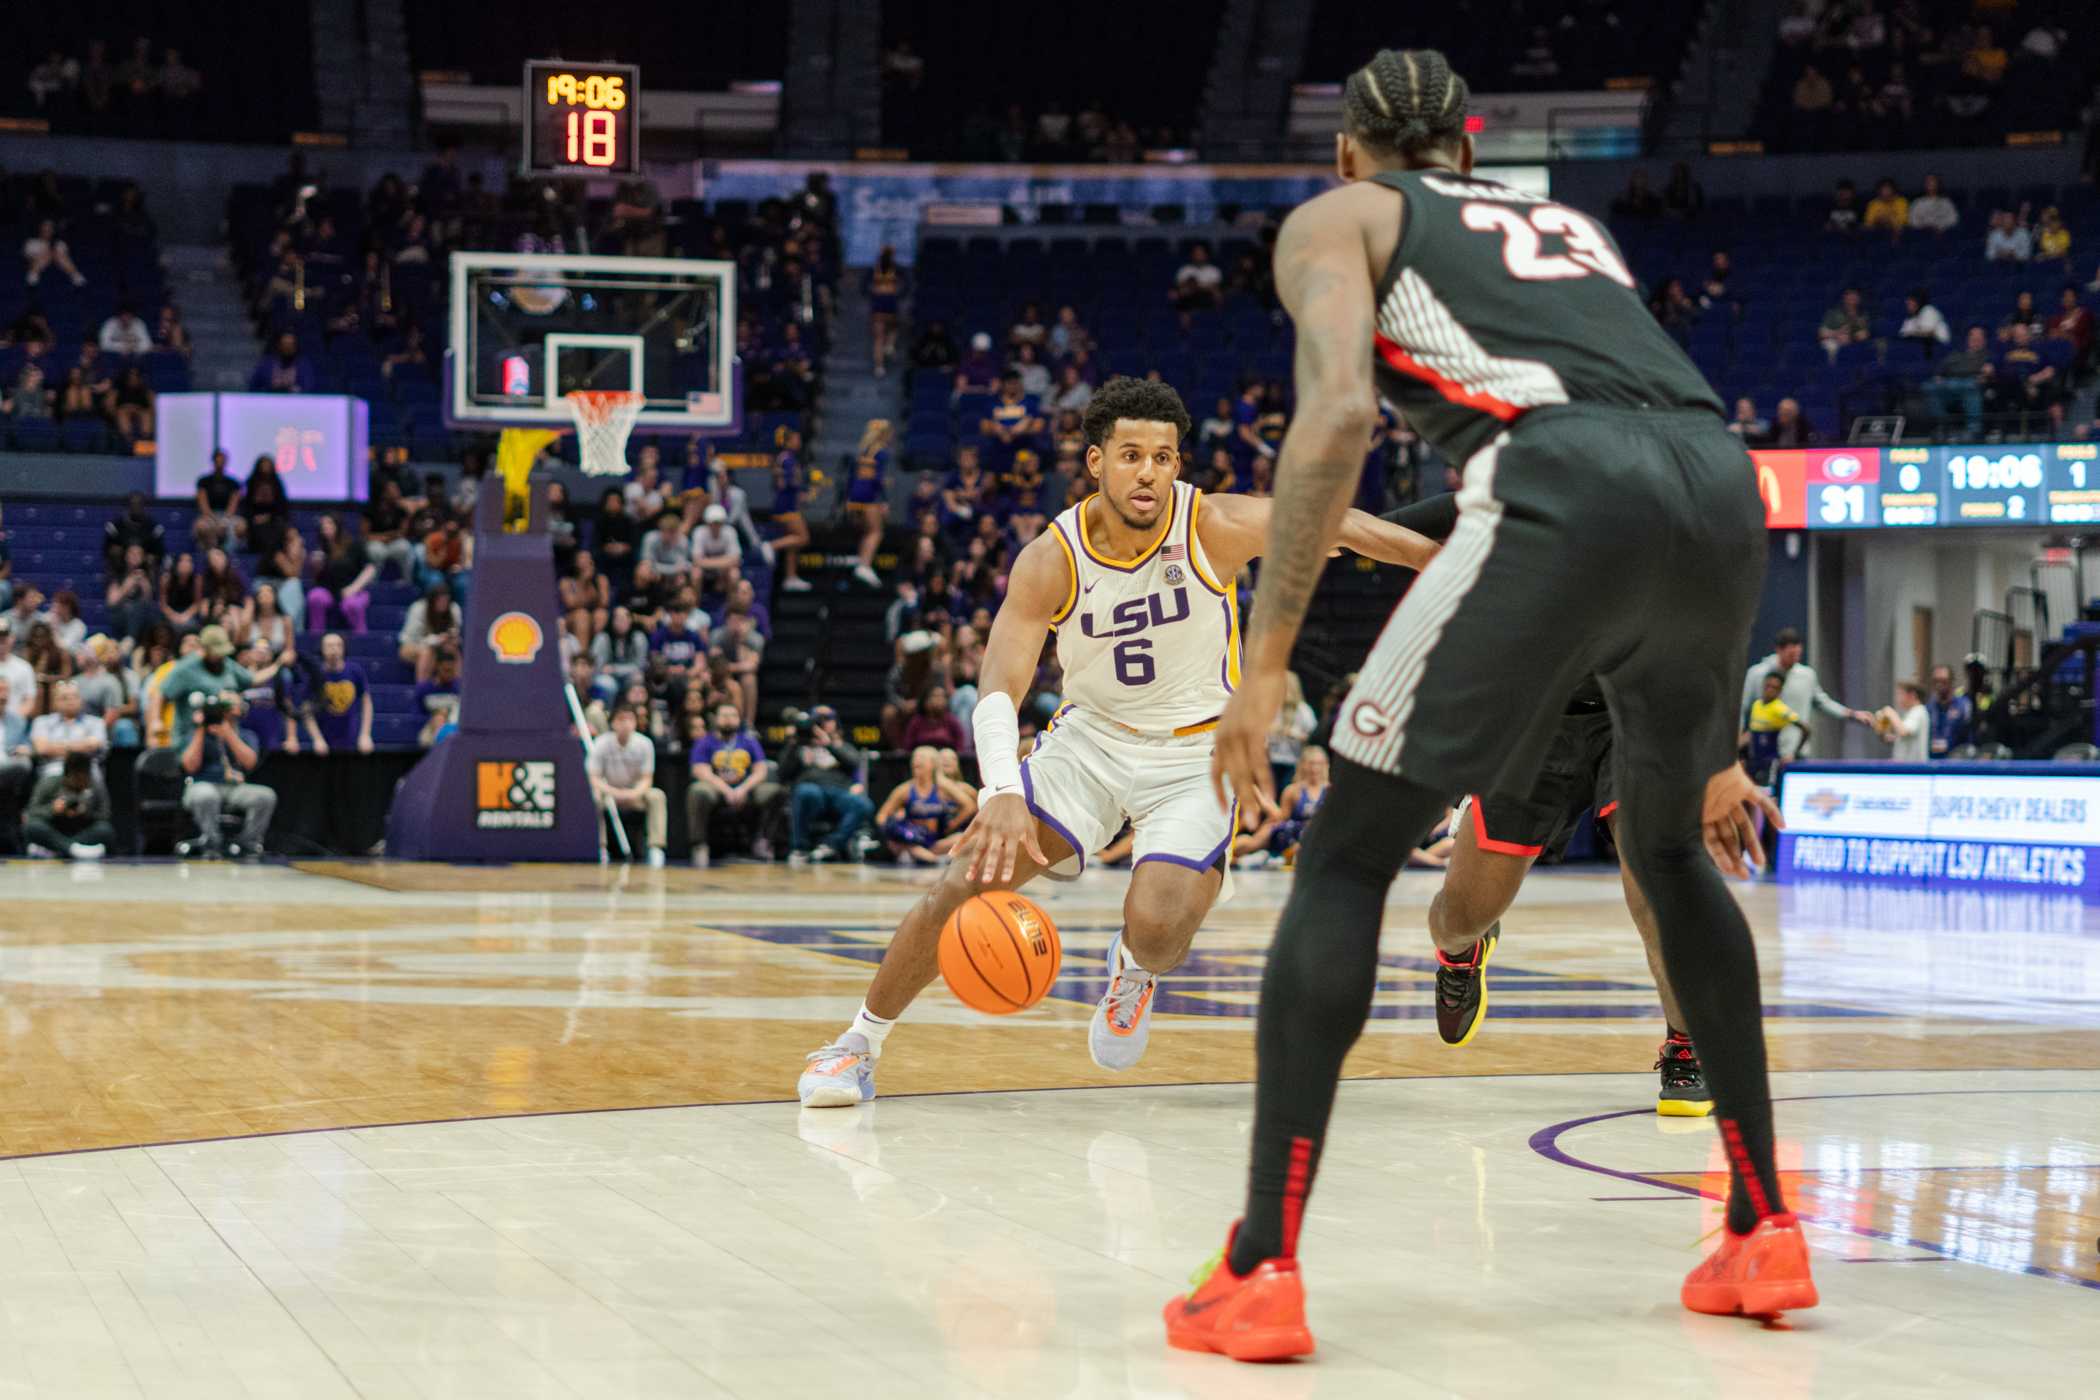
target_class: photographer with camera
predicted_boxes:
[179,691,273,858]
[25,751,113,860]
[159,624,283,751]
[779,704,874,864]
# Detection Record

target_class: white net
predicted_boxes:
[565,390,646,477]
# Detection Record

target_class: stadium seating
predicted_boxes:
[0,5,319,143]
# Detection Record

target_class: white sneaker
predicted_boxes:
[809,845,837,863]
[691,845,711,869]
[70,843,106,861]
[1240,849,1271,870]
[788,850,810,866]
[853,564,882,588]
[1089,935,1157,1072]
[646,846,666,868]
[782,576,813,592]
[752,837,775,861]
[760,541,776,566]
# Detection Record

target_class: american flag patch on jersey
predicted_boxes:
[1161,542,1187,562]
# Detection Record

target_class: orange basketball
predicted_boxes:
[937,891,1061,1014]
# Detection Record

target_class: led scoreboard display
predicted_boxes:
[523,60,640,175]
[1753,441,2100,531]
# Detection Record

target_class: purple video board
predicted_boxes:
[155,393,370,502]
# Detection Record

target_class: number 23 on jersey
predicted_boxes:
[1460,203,1635,288]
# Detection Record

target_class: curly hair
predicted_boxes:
[1343,48,1470,160]
[1080,375,1192,448]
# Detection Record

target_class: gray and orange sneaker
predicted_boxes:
[1089,934,1157,1071]
[797,1032,876,1108]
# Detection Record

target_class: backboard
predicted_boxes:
[446,251,740,434]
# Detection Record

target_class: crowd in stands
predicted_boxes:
[877,1,1200,160]
[1,174,188,450]
[1303,0,1701,93]
[21,38,204,136]
[1612,166,2100,442]
[1767,0,2089,150]
[5,6,318,143]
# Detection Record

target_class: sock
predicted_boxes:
[1230,759,1446,1275]
[1615,786,1787,1238]
[848,1003,894,1056]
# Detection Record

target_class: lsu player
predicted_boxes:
[798,377,1436,1105]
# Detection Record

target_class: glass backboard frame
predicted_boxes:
[446,250,740,433]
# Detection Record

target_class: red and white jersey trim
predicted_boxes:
[1374,267,1569,421]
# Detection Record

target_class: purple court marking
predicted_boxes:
[1591,1195,1689,1202]
[1529,1088,2100,1295]
[1842,1257,1953,1264]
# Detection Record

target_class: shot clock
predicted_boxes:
[523,60,640,175]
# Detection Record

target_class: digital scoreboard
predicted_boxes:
[1754,441,2100,531]
[523,60,640,175]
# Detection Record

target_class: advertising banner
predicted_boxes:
[1777,762,2100,896]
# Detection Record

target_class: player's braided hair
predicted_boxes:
[1342,48,1470,160]
[1082,375,1192,447]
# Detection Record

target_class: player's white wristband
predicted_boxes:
[972,691,1023,797]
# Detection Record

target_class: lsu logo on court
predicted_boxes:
[475,760,557,829]
[487,611,544,664]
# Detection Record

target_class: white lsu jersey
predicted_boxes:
[1044,479,1241,736]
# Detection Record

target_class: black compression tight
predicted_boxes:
[1230,755,1786,1275]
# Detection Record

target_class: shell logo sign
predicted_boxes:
[487,611,545,665]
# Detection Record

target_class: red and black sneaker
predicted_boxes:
[1655,1033,1713,1117]
[1433,922,1498,1047]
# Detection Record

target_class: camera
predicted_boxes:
[200,700,232,726]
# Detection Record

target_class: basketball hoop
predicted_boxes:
[565,389,645,476]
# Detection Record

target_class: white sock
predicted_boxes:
[1113,933,1153,979]
[849,1003,895,1056]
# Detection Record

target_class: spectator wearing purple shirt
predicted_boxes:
[300,633,372,753]
[236,639,288,753]
[248,331,317,394]
[708,577,771,639]
[652,596,711,683]
[411,649,461,748]
[686,701,786,865]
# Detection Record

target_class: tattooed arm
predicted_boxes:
[1210,182,1392,812]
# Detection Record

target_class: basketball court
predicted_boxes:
[4,859,2093,1396]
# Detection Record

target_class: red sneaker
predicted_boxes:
[1681,1213,1820,1317]
[1163,1228,1315,1362]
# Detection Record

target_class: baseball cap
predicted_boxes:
[971,332,992,351]
[811,704,837,722]
[198,624,234,659]
[704,504,728,524]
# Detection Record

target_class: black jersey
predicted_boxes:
[1367,170,1722,465]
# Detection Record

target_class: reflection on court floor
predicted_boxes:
[0,861,2094,1396]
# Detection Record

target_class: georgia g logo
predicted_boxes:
[1348,699,1391,740]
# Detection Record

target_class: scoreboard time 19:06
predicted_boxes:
[1755,442,2100,530]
